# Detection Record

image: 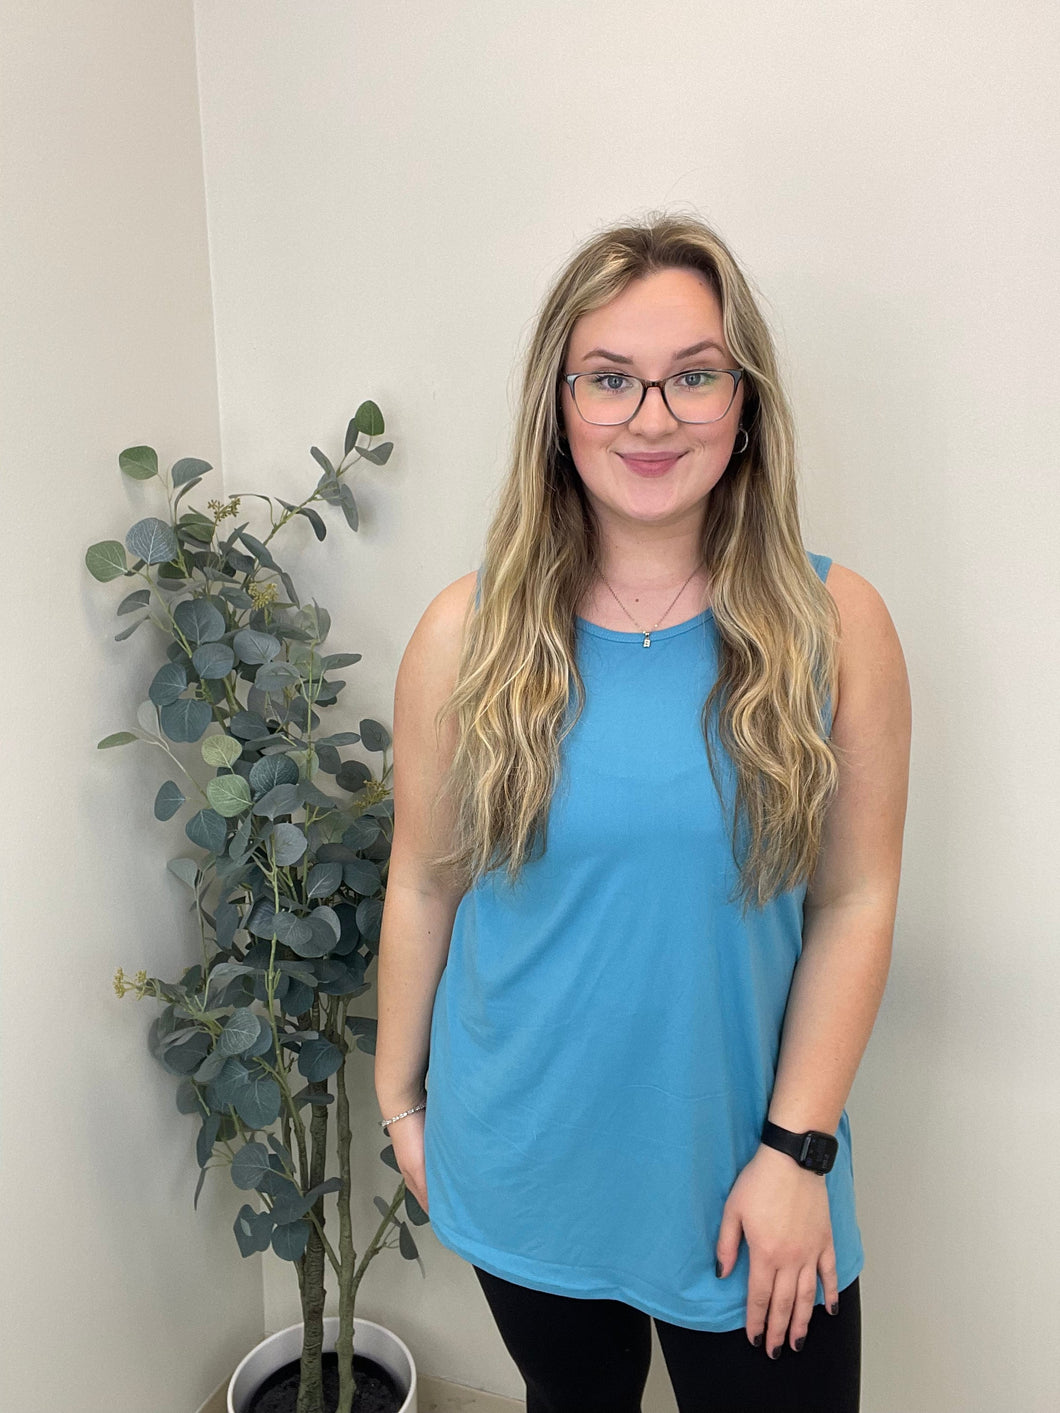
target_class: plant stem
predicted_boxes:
[333,997,358,1413]
[296,1070,330,1413]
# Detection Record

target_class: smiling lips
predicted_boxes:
[618,452,686,477]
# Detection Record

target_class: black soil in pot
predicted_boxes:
[246,1349,404,1413]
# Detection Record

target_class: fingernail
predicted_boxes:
[753,1333,763,1347]
[795,1336,805,1352]
[770,1344,783,1360]
[830,1300,839,1316]
[715,1258,723,1278]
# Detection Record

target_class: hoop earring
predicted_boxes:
[733,426,749,456]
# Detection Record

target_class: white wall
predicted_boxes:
[0,4,262,1412]
[4,2,1055,1409]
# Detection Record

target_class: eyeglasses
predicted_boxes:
[562,367,744,426]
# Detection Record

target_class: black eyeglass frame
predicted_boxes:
[562,367,745,426]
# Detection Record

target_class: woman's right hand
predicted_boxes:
[388,1109,429,1215]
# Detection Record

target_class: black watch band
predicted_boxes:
[760,1119,838,1175]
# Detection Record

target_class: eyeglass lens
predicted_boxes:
[572,370,737,425]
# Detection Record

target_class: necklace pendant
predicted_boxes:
[642,633,651,648]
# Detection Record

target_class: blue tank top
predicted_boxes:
[424,551,864,1330]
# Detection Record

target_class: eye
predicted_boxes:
[673,369,721,389]
[587,373,634,393]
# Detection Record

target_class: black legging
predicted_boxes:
[473,1265,861,1413]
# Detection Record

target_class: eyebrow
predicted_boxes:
[579,338,727,365]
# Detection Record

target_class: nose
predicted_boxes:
[628,383,679,433]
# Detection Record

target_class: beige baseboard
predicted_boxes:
[199,1372,523,1412]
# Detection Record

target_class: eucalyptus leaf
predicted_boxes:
[346,1015,377,1054]
[154,780,185,821]
[248,751,299,796]
[309,446,335,477]
[194,1048,228,1083]
[196,1111,221,1167]
[337,483,358,531]
[230,710,269,741]
[119,445,159,480]
[277,960,318,988]
[359,718,392,752]
[206,774,252,818]
[217,1009,263,1058]
[271,911,314,950]
[341,858,380,895]
[267,1130,296,1175]
[114,616,147,641]
[233,1075,281,1129]
[159,697,212,743]
[358,440,393,466]
[205,962,257,1001]
[136,700,159,735]
[305,862,342,899]
[206,1055,251,1108]
[280,980,314,1017]
[270,1176,342,1225]
[271,1220,310,1262]
[254,661,301,694]
[230,1140,271,1191]
[297,505,326,540]
[159,1029,211,1076]
[201,734,243,769]
[192,642,235,679]
[236,530,278,571]
[228,813,253,863]
[97,731,137,749]
[252,782,300,819]
[271,823,307,866]
[404,1181,429,1226]
[171,457,212,486]
[148,661,187,706]
[175,1078,204,1116]
[85,540,128,582]
[297,1037,343,1081]
[379,1143,400,1174]
[354,399,384,436]
[234,1204,274,1257]
[356,895,383,943]
[174,597,226,645]
[117,588,151,615]
[166,856,200,889]
[126,517,178,565]
[233,629,281,665]
[185,808,227,853]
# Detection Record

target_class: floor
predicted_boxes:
[199,1372,523,1411]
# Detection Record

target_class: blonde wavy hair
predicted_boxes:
[428,211,841,914]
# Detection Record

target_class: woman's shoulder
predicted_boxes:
[817,557,896,637]
[397,570,479,689]
[817,558,910,736]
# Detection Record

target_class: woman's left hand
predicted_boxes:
[715,1142,839,1357]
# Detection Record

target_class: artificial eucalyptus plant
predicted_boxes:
[89,402,425,1413]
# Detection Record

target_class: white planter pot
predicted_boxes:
[228,1315,417,1413]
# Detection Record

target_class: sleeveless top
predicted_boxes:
[423,551,864,1330]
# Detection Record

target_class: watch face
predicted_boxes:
[799,1132,838,1172]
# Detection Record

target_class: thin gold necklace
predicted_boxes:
[597,562,706,648]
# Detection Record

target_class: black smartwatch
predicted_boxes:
[760,1119,838,1175]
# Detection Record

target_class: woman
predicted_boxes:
[375,212,910,1413]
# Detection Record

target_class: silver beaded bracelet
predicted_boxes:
[380,1099,426,1135]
